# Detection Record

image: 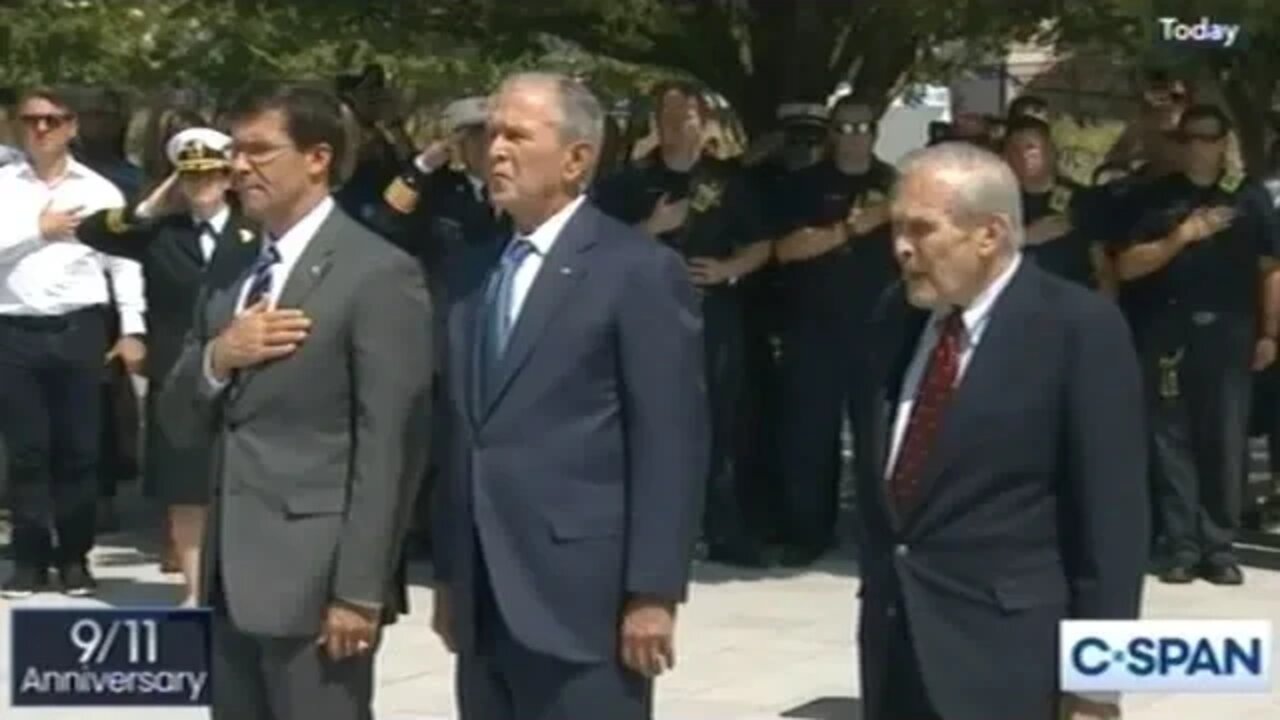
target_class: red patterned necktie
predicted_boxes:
[889,310,965,516]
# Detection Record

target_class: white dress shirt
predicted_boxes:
[885,253,1022,478]
[203,196,334,389]
[0,159,146,335]
[194,205,231,264]
[507,195,585,326]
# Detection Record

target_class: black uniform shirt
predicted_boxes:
[592,151,763,260]
[1020,179,1096,288]
[1120,171,1280,318]
[768,158,898,311]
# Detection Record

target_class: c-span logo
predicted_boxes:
[1061,620,1272,693]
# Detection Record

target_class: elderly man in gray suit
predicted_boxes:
[159,83,432,720]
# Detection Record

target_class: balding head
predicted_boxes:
[890,142,1022,310]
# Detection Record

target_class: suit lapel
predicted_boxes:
[874,294,928,531]
[482,204,594,420]
[905,262,1039,524]
[173,218,206,268]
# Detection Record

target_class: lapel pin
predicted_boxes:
[239,228,255,244]
[311,264,323,275]
[560,266,573,275]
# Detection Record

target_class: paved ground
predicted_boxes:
[1,517,1278,718]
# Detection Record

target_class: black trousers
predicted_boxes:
[1140,312,1252,565]
[0,308,107,568]
[777,255,861,552]
[700,292,753,547]
[735,273,784,541]
[882,603,942,720]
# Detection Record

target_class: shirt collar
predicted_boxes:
[931,252,1022,344]
[195,205,231,235]
[517,195,585,256]
[266,196,334,267]
[15,156,90,184]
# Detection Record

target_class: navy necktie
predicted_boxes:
[243,241,282,309]
[479,237,536,403]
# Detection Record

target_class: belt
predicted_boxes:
[0,306,104,332]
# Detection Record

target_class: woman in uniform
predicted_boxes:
[77,127,258,605]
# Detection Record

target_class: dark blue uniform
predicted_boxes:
[1020,179,1099,289]
[1117,169,1280,571]
[593,151,767,560]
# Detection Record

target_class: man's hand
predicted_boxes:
[620,597,676,678]
[1254,337,1277,370]
[39,202,84,240]
[208,298,311,381]
[315,603,379,662]
[430,587,457,653]
[136,172,183,220]
[415,138,452,174]
[687,257,733,286]
[645,194,690,237]
[1026,214,1073,246]
[1174,206,1235,247]
[846,202,890,237]
[105,336,146,376]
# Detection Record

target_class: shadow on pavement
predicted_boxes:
[782,696,864,719]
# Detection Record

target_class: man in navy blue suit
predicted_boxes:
[430,72,710,720]
[853,143,1148,720]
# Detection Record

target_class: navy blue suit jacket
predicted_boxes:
[433,200,710,663]
[852,261,1149,720]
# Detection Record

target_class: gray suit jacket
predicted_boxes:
[160,204,433,637]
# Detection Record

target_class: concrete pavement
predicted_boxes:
[1,529,1277,718]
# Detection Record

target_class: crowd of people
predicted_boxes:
[0,64,1274,719]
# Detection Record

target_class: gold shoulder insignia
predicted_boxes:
[383,177,420,215]
[690,181,724,213]
[1219,170,1244,193]
[105,208,129,234]
[1049,185,1073,214]
[239,228,255,244]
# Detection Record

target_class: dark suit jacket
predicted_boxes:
[852,261,1149,720]
[77,204,259,383]
[160,204,433,636]
[432,200,710,663]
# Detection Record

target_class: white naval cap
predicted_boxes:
[166,127,233,173]
[442,96,488,132]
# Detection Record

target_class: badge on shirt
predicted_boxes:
[1218,168,1244,194]
[690,181,724,213]
[1049,185,1073,214]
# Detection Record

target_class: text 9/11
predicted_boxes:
[9,607,212,706]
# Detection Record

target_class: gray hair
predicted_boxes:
[896,142,1025,248]
[493,72,604,166]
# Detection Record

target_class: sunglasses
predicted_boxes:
[833,121,876,136]
[19,113,73,130]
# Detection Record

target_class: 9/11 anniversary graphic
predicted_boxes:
[9,607,212,706]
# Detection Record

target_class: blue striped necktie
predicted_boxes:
[243,241,282,309]
[489,237,537,355]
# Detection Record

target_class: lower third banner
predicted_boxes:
[9,607,212,706]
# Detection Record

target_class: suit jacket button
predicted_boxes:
[886,605,898,618]
[894,544,909,557]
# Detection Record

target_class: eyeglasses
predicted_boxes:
[832,121,876,136]
[19,113,73,130]
[227,142,292,164]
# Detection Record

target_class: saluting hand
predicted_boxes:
[208,298,311,381]
[620,597,676,678]
[136,172,183,220]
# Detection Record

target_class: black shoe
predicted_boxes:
[1158,564,1196,584]
[780,545,826,568]
[706,541,767,568]
[1201,562,1244,586]
[2,566,50,599]
[58,563,98,597]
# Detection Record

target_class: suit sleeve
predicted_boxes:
[1062,295,1149,621]
[617,243,710,601]
[333,252,434,607]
